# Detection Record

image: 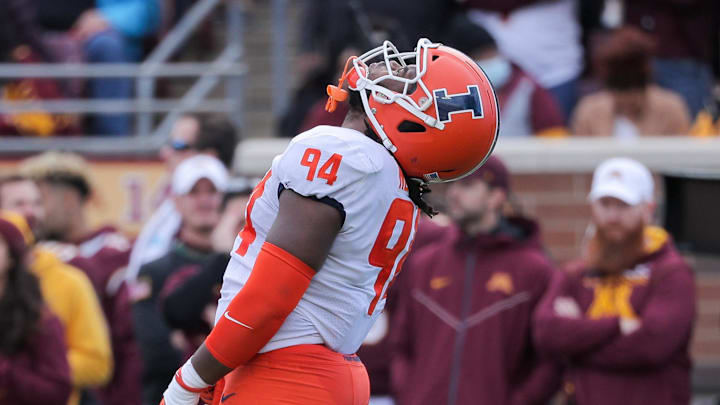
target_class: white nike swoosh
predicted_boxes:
[223,311,254,330]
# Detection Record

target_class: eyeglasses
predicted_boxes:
[169,139,195,151]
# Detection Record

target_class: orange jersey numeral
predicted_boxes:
[300,148,343,186]
[236,170,272,257]
[367,199,416,315]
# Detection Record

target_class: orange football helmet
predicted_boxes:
[326,38,499,183]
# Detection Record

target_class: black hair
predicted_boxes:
[442,14,497,56]
[32,172,90,201]
[348,90,437,217]
[0,238,43,355]
[186,114,240,169]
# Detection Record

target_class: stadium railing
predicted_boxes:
[0,0,288,155]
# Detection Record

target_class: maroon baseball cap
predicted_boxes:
[461,156,510,191]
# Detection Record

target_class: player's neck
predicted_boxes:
[341,111,368,133]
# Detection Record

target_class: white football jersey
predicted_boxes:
[216,125,419,354]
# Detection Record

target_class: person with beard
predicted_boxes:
[0,180,112,405]
[131,155,228,405]
[390,156,561,405]
[533,157,695,405]
[19,152,142,405]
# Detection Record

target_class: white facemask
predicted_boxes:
[477,56,512,89]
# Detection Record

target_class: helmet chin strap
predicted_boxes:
[359,88,398,153]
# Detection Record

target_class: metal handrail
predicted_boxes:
[0,135,166,156]
[151,45,241,137]
[0,0,290,145]
[0,99,237,114]
[0,62,247,78]
[136,0,228,136]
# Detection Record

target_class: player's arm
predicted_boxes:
[162,189,343,404]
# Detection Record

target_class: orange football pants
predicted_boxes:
[219,344,370,405]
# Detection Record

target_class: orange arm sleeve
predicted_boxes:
[205,242,315,368]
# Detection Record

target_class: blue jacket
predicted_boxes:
[98,0,161,38]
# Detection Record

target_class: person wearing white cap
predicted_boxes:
[533,157,695,405]
[133,154,229,405]
[126,115,238,284]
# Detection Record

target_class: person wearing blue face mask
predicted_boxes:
[444,16,568,138]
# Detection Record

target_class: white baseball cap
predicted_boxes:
[589,157,654,205]
[172,155,229,195]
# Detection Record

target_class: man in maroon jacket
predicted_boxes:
[19,151,142,405]
[390,156,561,405]
[533,157,695,405]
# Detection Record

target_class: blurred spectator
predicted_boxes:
[0,214,72,405]
[0,207,111,405]
[0,0,52,61]
[282,0,457,137]
[126,114,238,283]
[571,27,690,136]
[132,154,227,405]
[159,177,253,359]
[466,0,584,119]
[390,157,560,405]
[689,87,720,137]
[444,16,567,137]
[300,0,455,58]
[0,0,81,136]
[18,152,141,405]
[33,0,162,136]
[297,45,361,133]
[533,157,695,405]
[278,58,336,138]
[624,0,718,118]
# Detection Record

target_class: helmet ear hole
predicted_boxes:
[432,55,440,61]
[398,120,426,133]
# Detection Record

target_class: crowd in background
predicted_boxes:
[0,0,718,137]
[282,0,719,138]
[0,1,714,405]
[0,112,702,405]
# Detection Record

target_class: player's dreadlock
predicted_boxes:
[349,90,437,217]
[405,176,438,218]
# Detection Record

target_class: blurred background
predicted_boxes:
[0,0,718,404]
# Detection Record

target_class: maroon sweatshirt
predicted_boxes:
[391,217,561,405]
[67,226,142,405]
[0,312,72,405]
[533,228,695,405]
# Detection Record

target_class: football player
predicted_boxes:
[161,38,499,405]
